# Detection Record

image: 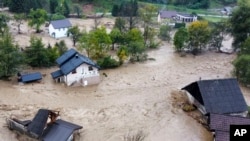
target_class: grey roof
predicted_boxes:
[50,19,72,29]
[182,78,248,114]
[55,49,100,76]
[176,13,194,18]
[208,113,250,132]
[42,119,82,141]
[208,113,250,141]
[27,109,50,137]
[51,70,63,79]
[21,72,42,83]
[56,48,77,66]
[159,10,177,18]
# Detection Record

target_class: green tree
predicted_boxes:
[174,27,188,52]
[49,0,58,14]
[55,40,68,56]
[46,45,59,66]
[139,4,157,46]
[73,4,82,18]
[229,1,250,49]
[209,21,229,52]
[25,36,50,67]
[0,14,9,36]
[14,13,26,34]
[50,13,65,21]
[109,28,122,50]
[0,30,24,78]
[114,17,126,32]
[117,45,129,63]
[187,20,210,54]
[88,27,111,59]
[233,55,250,85]
[9,0,25,13]
[67,25,81,46]
[159,25,172,42]
[28,9,47,33]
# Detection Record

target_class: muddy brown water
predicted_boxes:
[1,17,250,141]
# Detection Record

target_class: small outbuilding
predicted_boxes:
[182,78,248,117]
[18,72,42,83]
[49,19,72,38]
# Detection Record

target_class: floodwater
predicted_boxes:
[0,17,249,141]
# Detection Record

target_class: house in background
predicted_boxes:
[208,113,250,141]
[157,10,177,23]
[51,48,100,87]
[175,13,197,23]
[49,19,72,39]
[157,10,197,23]
[182,78,248,117]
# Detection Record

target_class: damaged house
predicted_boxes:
[6,109,82,141]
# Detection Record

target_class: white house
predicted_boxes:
[157,10,197,23]
[49,19,72,38]
[51,48,100,86]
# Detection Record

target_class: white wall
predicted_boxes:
[49,24,69,38]
[64,64,99,86]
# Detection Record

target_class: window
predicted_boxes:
[88,66,93,71]
[72,69,77,74]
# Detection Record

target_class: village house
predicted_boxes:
[157,10,197,23]
[208,113,250,141]
[49,19,72,38]
[51,48,100,86]
[6,109,82,141]
[182,78,248,117]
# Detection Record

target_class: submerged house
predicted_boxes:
[157,10,177,23]
[51,48,100,86]
[208,113,250,141]
[182,78,248,117]
[6,109,82,141]
[49,19,72,38]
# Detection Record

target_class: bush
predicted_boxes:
[97,56,120,69]
[174,23,186,29]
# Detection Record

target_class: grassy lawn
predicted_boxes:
[202,16,228,22]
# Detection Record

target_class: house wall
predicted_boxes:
[186,92,206,114]
[157,14,161,23]
[49,24,69,38]
[64,64,99,86]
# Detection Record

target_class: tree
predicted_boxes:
[187,21,210,54]
[109,28,122,50]
[139,4,157,46]
[209,21,229,52]
[78,31,92,57]
[229,1,250,49]
[88,27,112,59]
[25,36,50,67]
[55,40,68,56]
[0,29,24,78]
[158,25,172,42]
[111,4,119,17]
[14,13,26,34]
[114,17,126,32]
[117,45,129,63]
[67,25,81,46]
[49,0,58,14]
[233,55,250,85]
[73,4,82,18]
[9,0,25,13]
[174,27,188,52]
[50,13,65,21]
[28,9,47,33]
[0,14,9,36]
